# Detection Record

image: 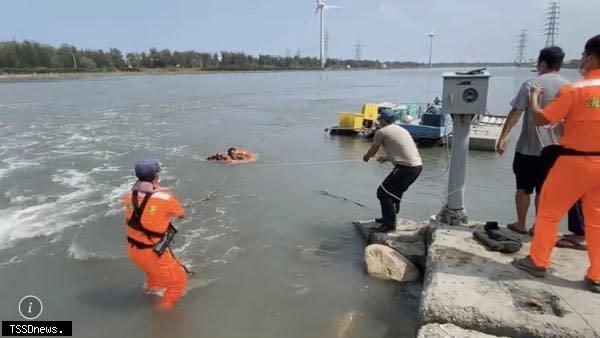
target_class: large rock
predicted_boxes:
[417,323,508,338]
[364,244,419,282]
[353,219,428,269]
[419,223,600,338]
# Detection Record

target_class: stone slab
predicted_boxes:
[418,224,600,338]
[417,323,507,338]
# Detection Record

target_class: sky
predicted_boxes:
[1,0,598,62]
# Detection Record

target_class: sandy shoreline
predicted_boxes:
[0,68,335,81]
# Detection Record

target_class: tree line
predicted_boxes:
[4,39,552,73]
[0,40,435,73]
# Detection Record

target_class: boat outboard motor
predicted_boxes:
[421,105,444,127]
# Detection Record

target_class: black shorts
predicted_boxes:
[512,152,544,195]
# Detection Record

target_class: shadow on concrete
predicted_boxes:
[428,246,587,292]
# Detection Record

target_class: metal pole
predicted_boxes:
[72,53,77,71]
[428,35,433,68]
[437,114,472,225]
[320,10,325,69]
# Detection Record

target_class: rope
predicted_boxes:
[318,190,368,208]
[251,159,362,167]
[321,184,472,213]
[168,247,197,275]
[183,191,218,208]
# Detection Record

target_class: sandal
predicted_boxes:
[585,278,600,293]
[512,256,546,278]
[556,236,587,251]
[507,222,528,235]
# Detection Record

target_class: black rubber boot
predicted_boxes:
[372,224,395,233]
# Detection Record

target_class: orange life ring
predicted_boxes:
[206,150,256,164]
[227,150,256,164]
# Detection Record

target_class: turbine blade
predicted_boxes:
[325,5,340,9]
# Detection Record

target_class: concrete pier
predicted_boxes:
[354,218,600,338]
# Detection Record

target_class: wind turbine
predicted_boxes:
[426,31,435,68]
[315,0,339,69]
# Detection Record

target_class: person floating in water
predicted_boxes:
[206,147,257,164]
[124,159,188,311]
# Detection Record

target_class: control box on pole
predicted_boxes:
[442,69,490,115]
[437,69,491,226]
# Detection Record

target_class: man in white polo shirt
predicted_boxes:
[363,110,423,232]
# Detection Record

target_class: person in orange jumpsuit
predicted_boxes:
[513,34,600,293]
[124,159,188,310]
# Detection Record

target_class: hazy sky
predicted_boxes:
[2,0,598,62]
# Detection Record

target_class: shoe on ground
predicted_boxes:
[371,225,395,233]
[585,278,600,293]
[512,256,546,278]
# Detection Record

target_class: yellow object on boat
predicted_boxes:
[361,103,379,121]
[338,112,364,130]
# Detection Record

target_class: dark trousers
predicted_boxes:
[377,164,422,228]
[568,200,585,236]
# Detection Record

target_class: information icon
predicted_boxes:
[18,295,43,320]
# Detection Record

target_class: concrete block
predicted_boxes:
[418,225,600,338]
[417,323,508,338]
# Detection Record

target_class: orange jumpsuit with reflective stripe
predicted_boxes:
[530,69,600,282]
[124,190,187,310]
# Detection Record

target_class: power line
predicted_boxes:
[515,29,528,65]
[426,32,435,68]
[324,29,329,62]
[544,0,560,47]
[355,40,362,61]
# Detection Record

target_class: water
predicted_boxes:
[0,68,580,338]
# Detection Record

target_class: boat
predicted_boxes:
[383,102,453,146]
[326,101,505,152]
[448,113,506,152]
[326,101,453,146]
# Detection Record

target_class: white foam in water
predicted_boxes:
[0,158,41,179]
[66,133,93,143]
[0,255,24,267]
[141,282,165,297]
[101,110,121,118]
[223,246,244,258]
[210,259,228,264]
[203,233,226,241]
[173,227,209,253]
[0,169,104,250]
[51,169,91,188]
[164,145,187,155]
[185,278,219,294]
[5,191,54,205]
[190,155,208,162]
[288,282,311,296]
[67,240,124,261]
[90,165,121,173]
[102,180,131,217]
